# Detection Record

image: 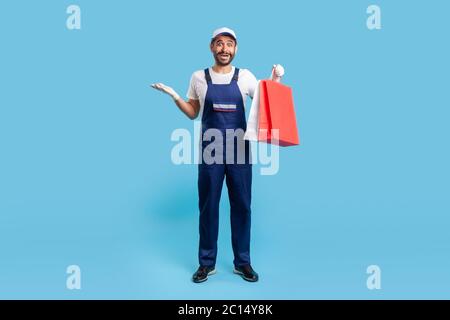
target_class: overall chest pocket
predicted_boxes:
[213,103,237,112]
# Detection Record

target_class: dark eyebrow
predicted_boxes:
[215,40,235,45]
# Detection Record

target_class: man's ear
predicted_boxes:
[210,43,214,52]
[235,45,238,54]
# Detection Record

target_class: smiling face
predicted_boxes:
[210,35,237,67]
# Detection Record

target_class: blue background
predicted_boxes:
[0,0,449,299]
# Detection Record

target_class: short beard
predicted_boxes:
[213,52,235,66]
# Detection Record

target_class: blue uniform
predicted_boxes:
[198,67,252,268]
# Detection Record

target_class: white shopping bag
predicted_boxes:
[244,80,261,141]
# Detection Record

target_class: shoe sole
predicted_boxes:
[233,268,258,282]
[192,268,216,283]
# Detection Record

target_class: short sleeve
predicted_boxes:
[186,73,199,100]
[246,70,258,99]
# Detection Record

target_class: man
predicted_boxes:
[152,27,281,283]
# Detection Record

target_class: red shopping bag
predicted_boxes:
[258,80,300,147]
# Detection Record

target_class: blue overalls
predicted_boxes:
[198,67,252,268]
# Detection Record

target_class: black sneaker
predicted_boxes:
[192,265,216,283]
[233,264,259,282]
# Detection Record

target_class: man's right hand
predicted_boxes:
[150,82,200,119]
[150,83,180,101]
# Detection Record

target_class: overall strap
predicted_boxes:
[204,68,212,84]
[232,67,240,82]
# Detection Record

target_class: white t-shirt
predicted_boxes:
[186,66,258,120]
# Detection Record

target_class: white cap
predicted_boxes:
[211,27,237,42]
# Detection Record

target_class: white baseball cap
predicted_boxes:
[211,27,237,42]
